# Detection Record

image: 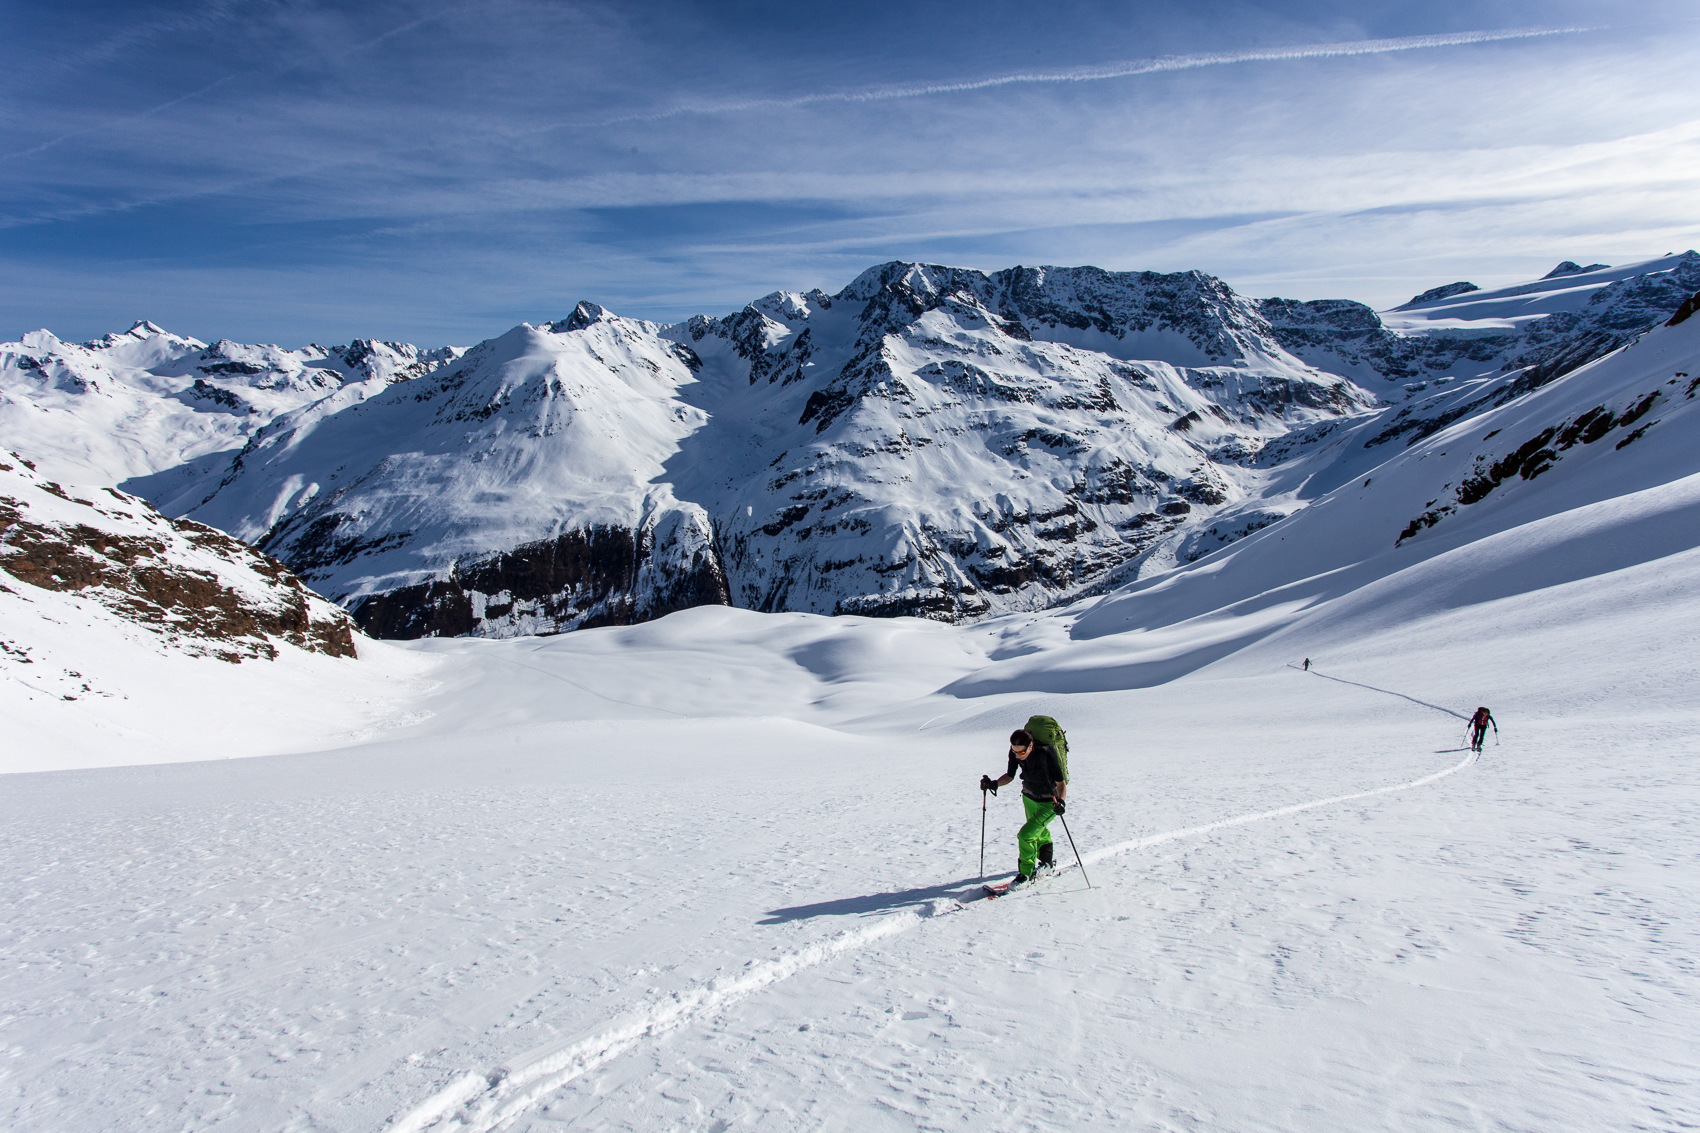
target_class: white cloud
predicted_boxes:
[1,2,1696,338]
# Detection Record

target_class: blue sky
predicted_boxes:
[3,0,1697,345]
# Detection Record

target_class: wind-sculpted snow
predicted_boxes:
[6,563,1700,1129]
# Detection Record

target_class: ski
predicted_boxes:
[981,866,1058,899]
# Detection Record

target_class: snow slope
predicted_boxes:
[0,320,459,486]
[0,453,432,772]
[3,543,1695,1130]
[3,302,1699,1129]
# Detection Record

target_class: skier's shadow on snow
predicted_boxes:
[1292,665,1466,720]
[760,878,984,924]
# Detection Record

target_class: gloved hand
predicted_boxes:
[1053,800,1066,816]
[980,775,998,794]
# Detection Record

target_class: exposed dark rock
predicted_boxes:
[1543,261,1609,279]
[186,379,249,410]
[1666,290,1700,327]
[552,301,609,333]
[1399,281,1481,307]
[0,460,356,661]
[348,523,730,640]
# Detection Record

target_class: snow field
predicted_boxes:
[0,584,435,774]
[5,572,1697,1131]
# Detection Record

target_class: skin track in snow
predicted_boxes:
[388,704,1481,1133]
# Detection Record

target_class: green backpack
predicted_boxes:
[1025,715,1069,782]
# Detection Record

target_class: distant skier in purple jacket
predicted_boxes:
[1468,707,1497,752]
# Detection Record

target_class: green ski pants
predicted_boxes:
[1017,795,1056,876]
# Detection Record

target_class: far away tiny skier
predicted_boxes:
[1468,706,1498,752]
[980,722,1068,890]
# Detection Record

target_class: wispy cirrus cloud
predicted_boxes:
[585,24,1599,126]
[0,0,1694,345]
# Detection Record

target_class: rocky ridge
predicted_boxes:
[162,263,1379,636]
[0,452,358,662]
[6,253,1697,640]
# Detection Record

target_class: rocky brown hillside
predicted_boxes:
[0,452,357,662]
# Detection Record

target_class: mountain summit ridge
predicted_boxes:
[3,253,1696,639]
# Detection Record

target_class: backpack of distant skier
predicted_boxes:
[1024,715,1069,782]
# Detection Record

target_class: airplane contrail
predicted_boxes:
[594,25,1596,126]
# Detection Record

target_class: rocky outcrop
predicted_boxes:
[348,511,730,639]
[1542,261,1609,279]
[1398,281,1480,307]
[0,453,357,661]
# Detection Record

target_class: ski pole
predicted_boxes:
[1058,813,1092,889]
[979,788,988,878]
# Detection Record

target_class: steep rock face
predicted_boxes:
[0,452,357,662]
[346,513,729,639]
[25,253,1700,641]
[671,262,1371,624]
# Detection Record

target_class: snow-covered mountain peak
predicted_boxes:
[1383,252,1698,332]
[10,254,1700,642]
[1543,260,1611,279]
[0,322,460,487]
[548,300,614,334]
[840,260,964,302]
[87,321,207,366]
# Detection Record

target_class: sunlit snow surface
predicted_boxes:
[3,319,1700,1130]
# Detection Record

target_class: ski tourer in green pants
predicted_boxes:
[979,726,1068,889]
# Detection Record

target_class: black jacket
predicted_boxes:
[1007,743,1065,800]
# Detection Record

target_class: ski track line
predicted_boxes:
[388,677,1477,1131]
[1292,663,1469,720]
[501,655,691,719]
[1083,747,1479,866]
[385,912,921,1133]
